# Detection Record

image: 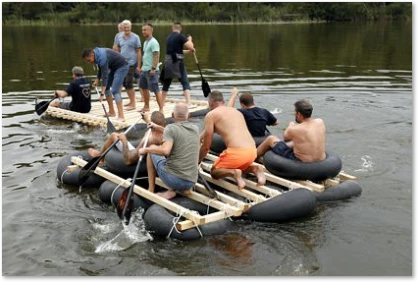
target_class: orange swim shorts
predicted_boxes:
[213,147,257,171]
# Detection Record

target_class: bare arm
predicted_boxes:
[283,122,296,142]
[138,141,173,157]
[55,90,68,98]
[227,87,239,107]
[199,114,215,163]
[136,47,142,73]
[184,40,195,53]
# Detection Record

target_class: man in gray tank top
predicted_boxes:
[138,102,199,199]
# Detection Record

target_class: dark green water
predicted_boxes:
[2,22,412,276]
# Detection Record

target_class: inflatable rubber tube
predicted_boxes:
[210,133,270,154]
[263,151,342,181]
[98,180,152,211]
[104,147,147,178]
[315,180,362,202]
[143,196,231,241]
[245,188,316,223]
[56,151,105,188]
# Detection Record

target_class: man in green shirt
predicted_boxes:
[139,23,164,113]
[138,102,199,199]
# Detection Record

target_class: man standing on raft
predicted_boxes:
[199,91,266,190]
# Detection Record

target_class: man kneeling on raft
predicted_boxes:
[88,111,166,165]
[257,99,326,163]
[137,102,200,200]
[199,91,266,190]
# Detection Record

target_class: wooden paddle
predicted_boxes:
[35,94,56,115]
[117,128,152,225]
[193,52,211,97]
[78,116,142,186]
[95,86,117,133]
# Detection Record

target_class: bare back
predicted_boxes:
[207,106,255,148]
[285,118,326,162]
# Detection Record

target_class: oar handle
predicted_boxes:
[193,52,204,78]
[121,128,152,222]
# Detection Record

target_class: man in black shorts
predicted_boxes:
[227,87,278,137]
[50,66,91,113]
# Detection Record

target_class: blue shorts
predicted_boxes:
[271,141,299,161]
[139,71,160,94]
[150,154,194,191]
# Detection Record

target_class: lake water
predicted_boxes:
[2,22,412,276]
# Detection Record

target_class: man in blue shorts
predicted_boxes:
[138,23,164,113]
[256,100,326,163]
[50,66,91,113]
[227,87,278,137]
[138,102,199,200]
[82,47,129,121]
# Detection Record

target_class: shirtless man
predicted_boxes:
[88,111,165,165]
[256,100,326,163]
[199,91,266,190]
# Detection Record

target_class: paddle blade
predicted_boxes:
[116,188,133,225]
[202,80,211,98]
[78,156,101,185]
[35,101,50,115]
[106,119,117,133]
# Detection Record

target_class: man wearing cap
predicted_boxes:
[256,100,326,163]
[50,66,91,113]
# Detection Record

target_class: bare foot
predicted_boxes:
[88,148,101,158]
[254,166,266,186]
[157,190,176,199]
[139,107,150,113]
[116,117,125,122]
[232,169,246,190]
[124,105,136,111]
[104,113,116,118]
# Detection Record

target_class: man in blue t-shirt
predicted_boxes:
[50,66,91,113]
[227,87,278,137]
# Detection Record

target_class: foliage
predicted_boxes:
[2,2,412,25]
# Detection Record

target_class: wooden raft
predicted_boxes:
[45,97,208,131]
[70,150,357,231]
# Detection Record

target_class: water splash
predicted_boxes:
[354,155,374,172]
[94,212,152,253]
[270,108,282,115]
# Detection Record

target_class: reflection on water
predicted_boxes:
[2,22,412,276]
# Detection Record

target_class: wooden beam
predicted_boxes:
[338,172,357,180]
[71,157,205,225]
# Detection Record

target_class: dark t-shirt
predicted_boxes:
[238,107,277,137]
[165,32,187,55]
[65,77,91,113]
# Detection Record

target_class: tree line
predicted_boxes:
[2,2,412,25]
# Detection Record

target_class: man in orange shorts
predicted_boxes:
[199,90,265,189]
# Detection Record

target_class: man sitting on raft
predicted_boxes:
[256,99,326,162]
[227,87,278,137]
[199,91,266,190]
[88,111,166,165]
[137,102,200,199]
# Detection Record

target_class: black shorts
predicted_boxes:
[271,141,299,161]
[123,65,135,90]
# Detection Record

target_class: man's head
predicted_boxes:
[294,99,313,123]
[239,92,254,108]
[71,66,84,78]
[172,22,182,32]
[122,19,132,35]
[118,22,123,32]
[208,91,225,110]
[150,111,166,127]
[142,23,153,38]
[82,48,95,64]
[172,102,189,121]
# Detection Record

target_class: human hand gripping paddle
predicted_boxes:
[35,93,57,115]
[95,86,117,134]
[78,116,142,186]
[117,128,152,225]
[193,52,211,98]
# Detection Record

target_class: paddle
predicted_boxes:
[95,86,117,133]
[198,170,220,200]
[117,128,152,225]
[193,52,211,98]
[78,116,142,186]
[35,94,56,115]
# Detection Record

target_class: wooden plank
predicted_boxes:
[71,157,205,225]
[176,211,231,231]
[338,172,357,180]
[198,170,267,203]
